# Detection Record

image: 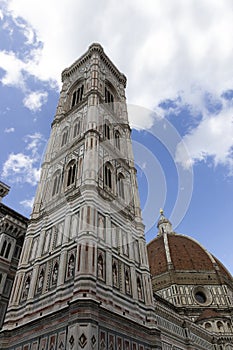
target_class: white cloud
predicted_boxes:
[20,197,34,209]
[0,50,26,89]
[1,152,41,185]
[24,132,45,156]
[1,0,233,171]
[23,91,48,112]
[175,106,233,174]
[1,132,45,186]
[2,0,232,106]
[4,127,15,133]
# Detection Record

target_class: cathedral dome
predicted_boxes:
[148,233,232,280]
[147,211,233,294]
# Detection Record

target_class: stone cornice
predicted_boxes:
[62,43,127,88]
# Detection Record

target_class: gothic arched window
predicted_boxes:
[52,171,61,196]
[114,130,120,149]
[61,128,68,147]
[104,162,112,189]
[117,173,125,199]
[0,240,7,257]
[104,122,110,140]
[105,86,114,111]
[71,84,84,108]
[66,161,77,187]
[73,120,80,138]
[5,242,11,259]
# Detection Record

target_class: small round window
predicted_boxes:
[195,291,207,304]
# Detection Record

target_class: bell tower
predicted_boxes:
[1,44,161,350]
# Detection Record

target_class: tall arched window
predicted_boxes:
[67,161,77,187]
[104,162,112,189]
[5,242,11,259]
[105,86,114,111]
[61,128,68,147]
[73,120,80,138]
[104,122,110,140]
[117,173,124,199]
[114,130,120,149]
[0,240,7,257]
[52,171,61,196]
[71,84,84,108]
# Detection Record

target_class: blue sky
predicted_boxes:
[0,0,233,274]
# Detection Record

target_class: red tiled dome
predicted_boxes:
[147,233,233,283]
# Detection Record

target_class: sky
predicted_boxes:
[0,0,233,274]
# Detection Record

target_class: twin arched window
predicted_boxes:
[104,163,125,199]
[71,85,84,108]
[105,87,114,108]
[51,158,81,197]
[103,123,121,150]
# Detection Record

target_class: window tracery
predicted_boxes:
[71,84,84,108]
[105,86,114,110]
